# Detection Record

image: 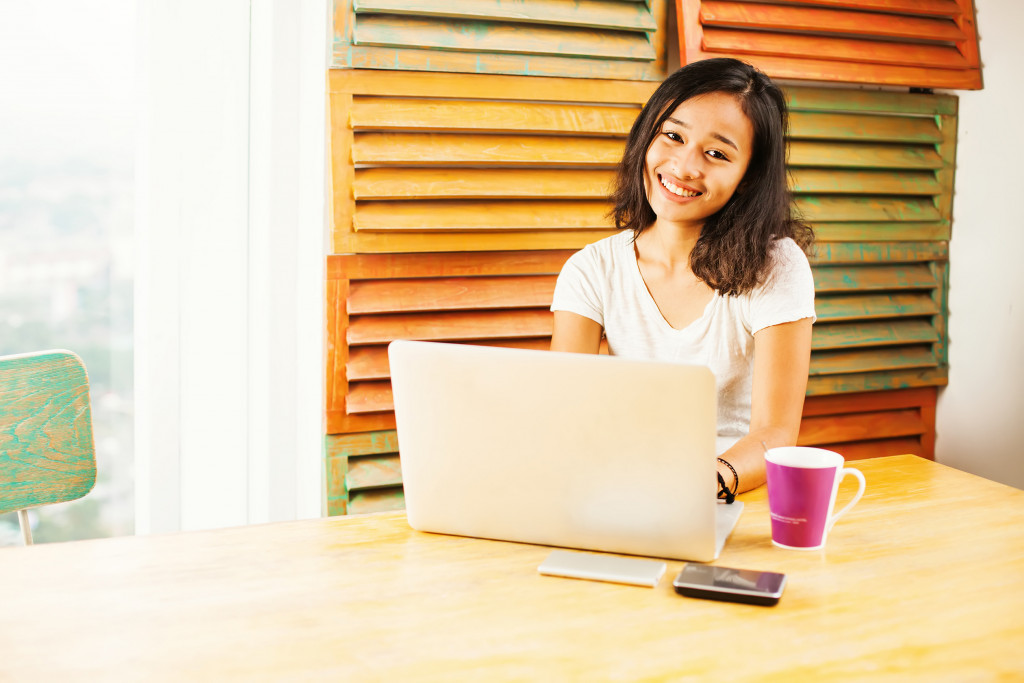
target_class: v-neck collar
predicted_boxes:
[629,236,717,333]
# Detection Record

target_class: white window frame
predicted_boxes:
[135,0,328,532]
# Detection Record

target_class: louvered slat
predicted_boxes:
[790,112,941,143]
[700,2,966,41]
[788,141,942,170]
[354,200,613,232]
[799,408,927,444]
[348,275,557,314]
[353,133,624,167]
[783,0,959,15]
[703,28,969,70]
[796,197,941,223]
[350,98,639,134]
[347,381,396,414]
[347,338,551,382]
[814,293,939,322]
[348,487,406,514]
[810,346,937,375]
[813,264,937,292]
[348,309,553,345]
[353,169,614,200]
[812,320,939,350]
[790,169,940,196]
[354,15,656,61]
[354,0,658,32]
[346,452,402,489]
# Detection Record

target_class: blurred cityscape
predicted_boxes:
[0,0,136,545]
[0,155,134,545]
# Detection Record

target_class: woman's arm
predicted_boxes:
[718,317,813,494]
[550,311,603,354]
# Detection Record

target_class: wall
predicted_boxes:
[936,0,1024,489]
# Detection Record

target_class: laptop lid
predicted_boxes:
[388,340,742,562]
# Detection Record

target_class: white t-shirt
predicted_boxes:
[550,230,816,455]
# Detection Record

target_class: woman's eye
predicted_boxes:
[664,131,682,142]
[707,149,729,161]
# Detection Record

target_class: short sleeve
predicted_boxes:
[747,238,817,334]
[550,246,606,327]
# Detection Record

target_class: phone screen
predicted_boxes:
[673,564,786,605]
[680,564,785,592]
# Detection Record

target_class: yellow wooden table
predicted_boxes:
[1,455,1022,680]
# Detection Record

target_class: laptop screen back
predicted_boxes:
[388,340,724,561]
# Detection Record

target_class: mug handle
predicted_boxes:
[826,468,866,532]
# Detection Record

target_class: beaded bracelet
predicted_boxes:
[716,457,738,504]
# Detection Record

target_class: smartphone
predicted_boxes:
[673,564,786,606]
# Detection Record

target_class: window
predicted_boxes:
[0,1,136,544]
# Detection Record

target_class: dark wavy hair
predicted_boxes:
[610,58,813,296]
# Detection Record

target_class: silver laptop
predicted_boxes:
[388,340,743,562]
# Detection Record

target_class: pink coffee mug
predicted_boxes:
[765,447,866,550]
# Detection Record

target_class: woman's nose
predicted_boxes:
[672,144,705,180]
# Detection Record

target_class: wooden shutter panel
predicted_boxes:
[333,0,669,81]
[677,0,982,89]
[326,250,574,434]
[799,387,937,459]
[330,70,659,254]
[791,87,955,395]
[326,430,404,515]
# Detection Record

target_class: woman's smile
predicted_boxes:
[658,174,703,198]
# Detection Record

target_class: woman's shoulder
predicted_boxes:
[567,230,634,269]
[767,236,812,271]
[770,235,808,257]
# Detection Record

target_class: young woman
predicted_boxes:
[550,58,815,497]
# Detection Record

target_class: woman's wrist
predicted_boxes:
[717,457,738,491]
[716,457,739,503]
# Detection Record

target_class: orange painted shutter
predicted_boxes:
[326,250,573,434]
[676,0,982,89]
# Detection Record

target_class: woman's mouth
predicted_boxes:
[660,175,702,198]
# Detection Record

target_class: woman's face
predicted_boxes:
[643,92,754,233]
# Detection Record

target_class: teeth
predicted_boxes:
[660,176,701,197]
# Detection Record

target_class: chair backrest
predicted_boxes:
[0,350,96,544]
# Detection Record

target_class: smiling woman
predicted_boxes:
[550,58,816,497]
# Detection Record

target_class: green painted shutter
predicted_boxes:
[332,0,669,80]
[792,87,955,395]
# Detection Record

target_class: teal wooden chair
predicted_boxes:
[0,350,96,545]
